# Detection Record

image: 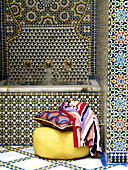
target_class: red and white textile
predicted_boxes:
[60,101,101,155]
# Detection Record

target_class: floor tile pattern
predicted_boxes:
[0,146,128,170]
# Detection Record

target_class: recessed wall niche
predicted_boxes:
[1,0,96,85]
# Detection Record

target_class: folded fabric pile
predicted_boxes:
[34,100,101,157]
[60,101,102,156]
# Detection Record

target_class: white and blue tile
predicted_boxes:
[0,146,128,170]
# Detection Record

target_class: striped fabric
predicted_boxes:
[60,101,101,156]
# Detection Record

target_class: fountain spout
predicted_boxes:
[44,60,53,85]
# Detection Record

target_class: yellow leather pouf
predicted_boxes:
[33,127,90,159]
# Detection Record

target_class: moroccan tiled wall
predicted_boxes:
[0,92,101,145]
[107,0,128,163]
[96,0,128,163]
[0,0,2,81]
[0,0,128,164]
[0,0,101,147]
[1,0,96,84]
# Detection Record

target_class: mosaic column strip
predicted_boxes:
[107,0,128,163]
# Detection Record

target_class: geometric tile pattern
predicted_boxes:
[107,0,128,163]
[0,92,101,145]
[0,146,128,170]
[8,27,89,84]
[1,0,127,164]
[96,0,128,163]
[1,0,96,83]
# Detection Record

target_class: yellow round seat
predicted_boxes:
[33,127,90,159]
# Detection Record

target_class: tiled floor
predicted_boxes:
[0,146,128,170]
